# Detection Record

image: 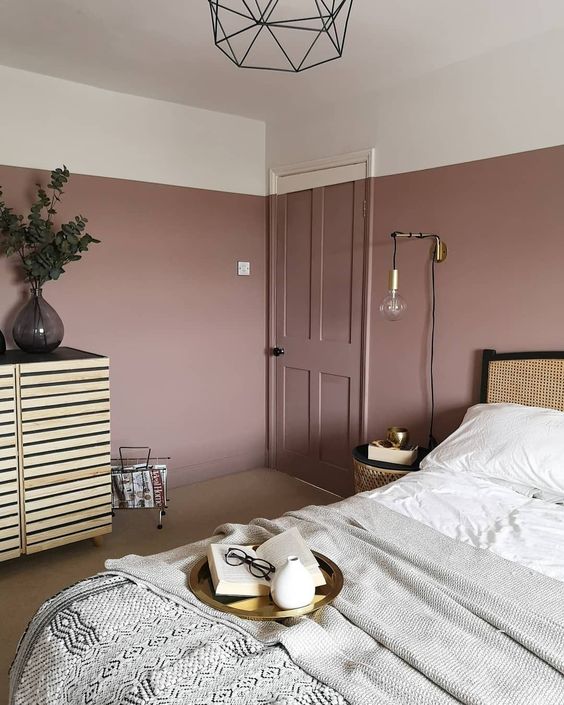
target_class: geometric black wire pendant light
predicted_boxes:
[208,1,354,72]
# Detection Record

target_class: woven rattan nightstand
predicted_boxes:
[352,444,429,492]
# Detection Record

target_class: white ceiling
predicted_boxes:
[0,0,563,122]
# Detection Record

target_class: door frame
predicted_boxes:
[267,149,376,472]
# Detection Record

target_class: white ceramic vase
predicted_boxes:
[270,555,315,610]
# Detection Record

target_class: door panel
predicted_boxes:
[283,367,311,456]
[275,179,367,495]
[284,190,313,340]
[321,182,355,344]
[319,373,351,469]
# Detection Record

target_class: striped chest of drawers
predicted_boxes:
[0,348,111,561]
[0,365,20,561]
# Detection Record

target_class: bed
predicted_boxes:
[9,350,564,704]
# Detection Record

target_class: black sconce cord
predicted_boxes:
[391,232,438,451]
[429,255,437,450]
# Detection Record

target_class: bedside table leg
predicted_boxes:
[92,535,104,548]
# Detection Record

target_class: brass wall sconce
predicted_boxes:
[380,231,448,449]
[380,232,447,322]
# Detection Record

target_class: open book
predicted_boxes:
[207,527,326,597]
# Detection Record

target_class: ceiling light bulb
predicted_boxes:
[380,270,407,322]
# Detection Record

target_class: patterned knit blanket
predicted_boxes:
[11,495,564,704]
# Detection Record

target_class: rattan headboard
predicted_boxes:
[480,349,564,412]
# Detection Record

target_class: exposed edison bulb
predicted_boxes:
[380,290,407,321]
[380,269,407,321]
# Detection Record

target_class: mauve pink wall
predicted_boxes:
[3,146,562,488]
[0,165,267,487]
[368,145,564,448]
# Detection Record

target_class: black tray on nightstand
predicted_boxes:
[352,444,430,472]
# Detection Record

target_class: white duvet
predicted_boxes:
[368,467,564,583]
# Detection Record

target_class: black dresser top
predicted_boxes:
[0,347,106,366]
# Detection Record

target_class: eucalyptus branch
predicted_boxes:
[46,190,57,229]
[0,166,100,286]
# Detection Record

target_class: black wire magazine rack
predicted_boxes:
[111,447,170,529]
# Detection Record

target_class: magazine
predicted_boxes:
[111,463,167,509]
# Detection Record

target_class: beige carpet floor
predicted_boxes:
[0,468,337,702]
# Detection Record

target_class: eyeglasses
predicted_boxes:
[225,548,276,581]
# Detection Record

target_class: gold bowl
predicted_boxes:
[188,550,343,621]
[386,426,410,449]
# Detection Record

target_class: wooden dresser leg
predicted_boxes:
[92,535,104,548]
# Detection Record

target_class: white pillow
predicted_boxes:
[420,403,564,495]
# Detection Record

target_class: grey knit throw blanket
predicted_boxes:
[11,495,564,704]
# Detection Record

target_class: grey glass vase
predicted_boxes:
[13,287,64,353]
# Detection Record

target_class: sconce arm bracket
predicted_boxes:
[390,231,447,263]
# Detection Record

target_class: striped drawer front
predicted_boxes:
[20,357,111,553]
[0,366,20,562]
[25,473,112,552]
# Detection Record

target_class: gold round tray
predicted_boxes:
[189,550,343,620]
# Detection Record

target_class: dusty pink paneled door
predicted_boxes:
[274,180,367,496]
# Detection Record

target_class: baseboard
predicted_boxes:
[272,469,343,499]
[167,449,267,488]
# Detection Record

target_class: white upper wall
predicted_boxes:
[4,28,564,196]
[0,65,266,196]
[267,30,564,177]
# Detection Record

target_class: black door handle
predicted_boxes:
[272,347,285,357]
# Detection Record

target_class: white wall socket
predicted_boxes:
[237,261,251,276]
